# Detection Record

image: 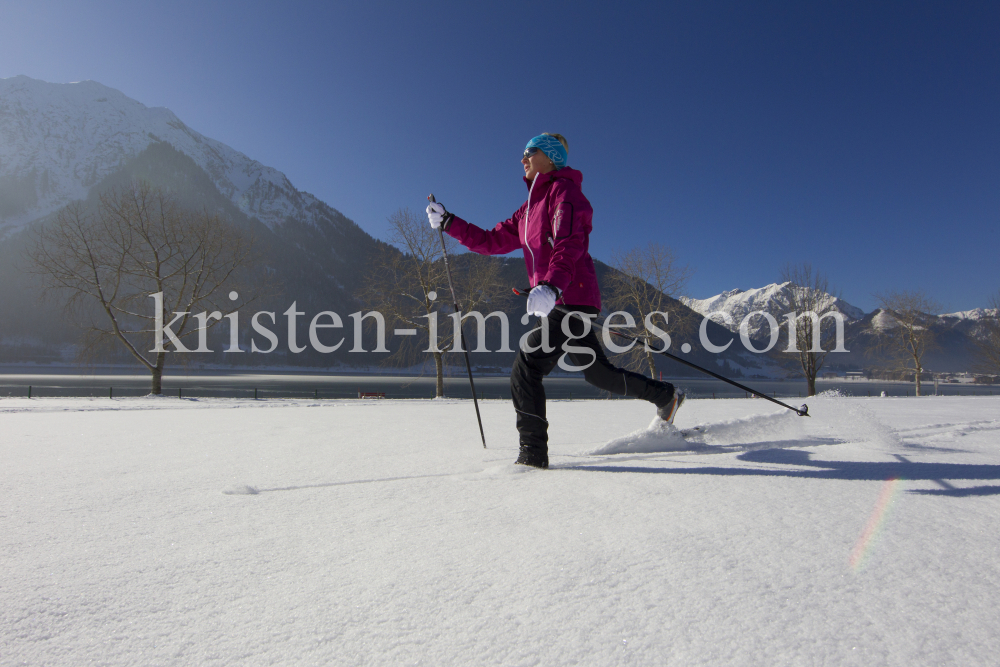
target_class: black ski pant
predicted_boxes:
[510,306,675,453]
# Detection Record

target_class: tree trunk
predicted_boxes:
[150,351,165,395]
[645,350,657,379]
[802,351,815,397]
[433,351,444,397]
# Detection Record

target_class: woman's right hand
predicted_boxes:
[426,201,451,230]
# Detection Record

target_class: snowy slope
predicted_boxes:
[0,75,318,236]
[682,282,865,326]
[681,283,866,341]
[3,394,1000,665]
[940,308,999,322]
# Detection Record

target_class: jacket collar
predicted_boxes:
[523,166,582,190]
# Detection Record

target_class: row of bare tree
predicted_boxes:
[25,182,1000,396]
[776,267,1000,397]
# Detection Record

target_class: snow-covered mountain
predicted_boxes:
[0,75,390,365]
[678,286,999,373]
[680,282,865,338]
[940,308,999,322]
[0,75,319,238]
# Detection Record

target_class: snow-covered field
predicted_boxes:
[3,394,999,666]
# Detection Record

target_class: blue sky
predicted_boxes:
[2,0,998,312]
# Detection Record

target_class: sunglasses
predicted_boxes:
[523,147,542,159]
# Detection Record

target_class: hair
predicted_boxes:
[542,132,569,152]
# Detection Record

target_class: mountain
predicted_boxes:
[940,308,999,323]
[831,308,990,375]
[1,75,329,238]
[0,75,386,366]
[682,284,997,374]
[680,282,865,340]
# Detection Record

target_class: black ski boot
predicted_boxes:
[515,445,549,469]
[655,387,685,424]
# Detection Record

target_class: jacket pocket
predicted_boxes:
[552,201,574,239]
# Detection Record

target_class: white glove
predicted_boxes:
[426,201,448,229]
[526,284,557,317]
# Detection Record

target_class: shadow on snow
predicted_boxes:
[562,450,1000,497]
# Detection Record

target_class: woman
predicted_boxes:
[427,133,683,468]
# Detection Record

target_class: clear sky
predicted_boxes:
[2,0,998,312]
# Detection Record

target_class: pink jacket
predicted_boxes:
[445,167,601,309]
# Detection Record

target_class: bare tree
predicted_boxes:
[779,263,846,396]
[870,290,941,396]
[605,242,693,377]
[972,290,1000,377]
[28,182,260,394]
[356,208,508,397]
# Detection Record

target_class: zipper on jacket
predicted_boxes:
[523,174,539,286]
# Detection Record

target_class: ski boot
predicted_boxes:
[515,444,549,469]
[655,388,686,424]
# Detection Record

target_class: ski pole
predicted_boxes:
[430,194,487,447]
[512,288,809,417]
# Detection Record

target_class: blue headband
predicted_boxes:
[525,134,567,169]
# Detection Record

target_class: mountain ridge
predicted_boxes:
[0,76,390,367]
[0,75,329,239]
[680,282,865,341]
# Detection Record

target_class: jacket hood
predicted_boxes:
[524,166,582,190]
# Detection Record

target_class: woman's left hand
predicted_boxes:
[526,284,558,317]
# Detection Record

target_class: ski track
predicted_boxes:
[588,400,881,457]
[893,420,1000,439]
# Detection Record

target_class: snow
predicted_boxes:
[592,416,692,454]
[870,309,897,330]
[940,308,998,322]
[3,394,1000,665]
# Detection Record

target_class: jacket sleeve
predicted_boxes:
[445,208,523,256]
[542,185,591,294]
